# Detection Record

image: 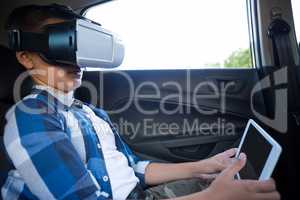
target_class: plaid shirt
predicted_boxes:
[2,87,151,200]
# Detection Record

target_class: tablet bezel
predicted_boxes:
[235,119,282,181]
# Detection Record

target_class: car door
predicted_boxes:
[76,68,265,163]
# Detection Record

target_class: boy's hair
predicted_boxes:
[5,4,82,32]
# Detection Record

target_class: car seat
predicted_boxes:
[0,45,33,191]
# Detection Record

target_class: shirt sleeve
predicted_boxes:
[120,140,153,188]
[3,98,109,200]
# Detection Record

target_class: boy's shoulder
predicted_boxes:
[5,93,53,120]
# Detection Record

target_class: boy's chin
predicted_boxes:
[60,80,82,92]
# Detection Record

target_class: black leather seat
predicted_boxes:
[0,45,32,190]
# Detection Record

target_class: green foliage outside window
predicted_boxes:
[223,48,252,68]
[203,48,252,68]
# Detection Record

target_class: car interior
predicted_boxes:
[0,0,299,200]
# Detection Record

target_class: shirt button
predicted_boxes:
[96,191,101,197]
[97,143,101,149]
[103,175,109,182]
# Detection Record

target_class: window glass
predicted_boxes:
[85,0,251,70]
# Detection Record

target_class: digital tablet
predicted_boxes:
[235,119,282,181]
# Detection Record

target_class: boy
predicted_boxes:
[2,4,280,200]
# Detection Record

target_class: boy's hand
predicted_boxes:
[191,148,237,179]
[205,153,280,200]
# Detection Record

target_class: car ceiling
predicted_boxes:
[0,0,110,45]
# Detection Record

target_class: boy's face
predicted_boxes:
[16,18,83,93]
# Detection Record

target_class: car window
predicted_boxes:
[85,0,251,70]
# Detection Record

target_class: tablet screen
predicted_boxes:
[239,124,273,179]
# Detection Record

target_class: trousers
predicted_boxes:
[143,178,210,200]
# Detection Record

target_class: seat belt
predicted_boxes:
[267,13,300,200]
[268,16,300,115]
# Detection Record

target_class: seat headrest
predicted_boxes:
[0,45,32,103]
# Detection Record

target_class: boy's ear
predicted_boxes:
[15,51,34,70]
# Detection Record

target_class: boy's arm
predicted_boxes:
[144,162,200,185]
[4,99,109,200]
[144,148,237,185]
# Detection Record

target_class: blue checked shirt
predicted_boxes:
[2,86,151,200]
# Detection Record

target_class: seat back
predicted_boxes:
[0,45,32,190]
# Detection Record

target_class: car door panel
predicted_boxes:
[76,68,265,162]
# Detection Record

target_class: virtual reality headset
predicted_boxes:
[8,19,125,69]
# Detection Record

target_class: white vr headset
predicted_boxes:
[8,19,125,69]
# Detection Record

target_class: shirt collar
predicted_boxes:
[33,85,75,107]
